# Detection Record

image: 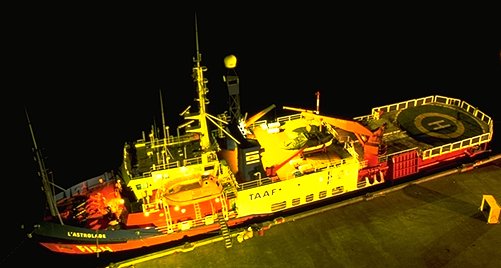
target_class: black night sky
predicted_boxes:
[4,5,501,267]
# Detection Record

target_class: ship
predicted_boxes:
[25,25,494,256]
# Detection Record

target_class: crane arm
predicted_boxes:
[265,146,306,177]
[301,112,373,144]
[245,104,276,128]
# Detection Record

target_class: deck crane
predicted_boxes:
[300,112,386,168]
[265,146,307,177]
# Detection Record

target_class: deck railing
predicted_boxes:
[365,95,492,127]
[55,172,115,200]
[422,132,491,160]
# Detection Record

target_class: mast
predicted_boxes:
[25,108,63,224]
[183,14,241,147]
[160,89,167,141]
[159,89,173,162]
[184,14,211,150]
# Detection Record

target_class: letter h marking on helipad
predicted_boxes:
[428,119,450,131]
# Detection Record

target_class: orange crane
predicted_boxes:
[301,112,386,167]
[244,104,277,128]
[265,146,307,177]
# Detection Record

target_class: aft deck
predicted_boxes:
[250,95,493,172]
[363,95,492,159]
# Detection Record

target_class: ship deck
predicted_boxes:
[251,98,491,174]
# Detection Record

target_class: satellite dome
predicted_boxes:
[224,54,237,69]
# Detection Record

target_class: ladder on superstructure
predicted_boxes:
[218,213,232,248]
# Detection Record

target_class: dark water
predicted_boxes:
[5,7,500,268]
